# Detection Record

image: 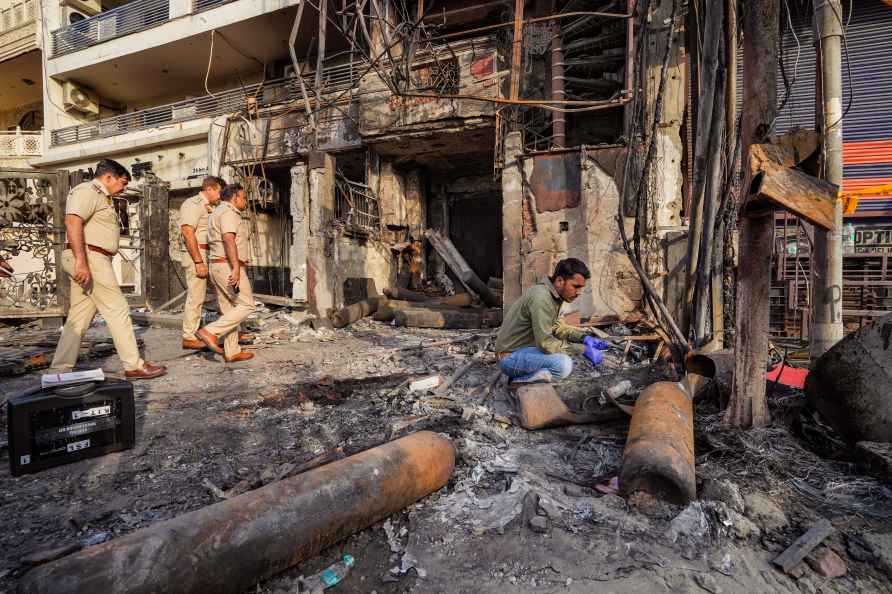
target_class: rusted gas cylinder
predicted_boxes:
[516,384,626,429]
[18,431,455,594]
[805,311,892,444]
[330,296,381,328]
[619,359,714,505]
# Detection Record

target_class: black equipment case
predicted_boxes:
[7,379,135,476]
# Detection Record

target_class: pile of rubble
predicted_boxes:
[1,312,891,594]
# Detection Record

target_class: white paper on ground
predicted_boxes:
[41,368,105,389]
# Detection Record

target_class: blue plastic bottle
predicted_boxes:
[307,554,355,591]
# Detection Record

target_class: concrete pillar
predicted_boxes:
[578,154,640,318]
[307,152,336,318]
[645,0,685,265]
[289,162,309,302]
[501,131,524,308]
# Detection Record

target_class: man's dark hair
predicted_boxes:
[202,176,225,191]
[221,183,244,201]
[552,258,590,281]
[94,159,130,180]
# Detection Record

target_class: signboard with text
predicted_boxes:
[855,227,892,254]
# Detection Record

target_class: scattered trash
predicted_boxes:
[606,380,632,400]
[299,554,355,593]
[81,532,111,548]
[595,477,619,496]
[765,362,809,390]
[409,375,444,393]
[666,502,711,543]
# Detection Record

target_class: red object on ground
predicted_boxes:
[766,364,810,389]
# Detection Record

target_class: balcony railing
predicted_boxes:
[0,130,43,158]
[1,0,36,33]
[50,65,363,147]
[50,0,169,57]
[193,0,236,13]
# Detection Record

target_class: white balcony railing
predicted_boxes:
[0,130,43,158]
[50,0,170,57]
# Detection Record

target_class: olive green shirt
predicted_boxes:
[495,279,587,356]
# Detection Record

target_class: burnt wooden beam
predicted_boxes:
[772,519,834,573]
[424,229,500,307]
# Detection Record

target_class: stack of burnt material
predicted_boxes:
[332,229,504,330]
[330,286,502,330]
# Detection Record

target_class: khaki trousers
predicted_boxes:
[181,253,209,340]
[205,263,254,358]
[51,249,144,372]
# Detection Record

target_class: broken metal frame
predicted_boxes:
[334,172,381,235]
[0,169,69,320]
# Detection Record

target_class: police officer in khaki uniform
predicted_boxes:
[179,176,223,349]
[195,183,255,363]
[51,159,167,379]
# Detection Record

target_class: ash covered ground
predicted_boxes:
[1,317,891,594]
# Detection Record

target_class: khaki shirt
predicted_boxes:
[208,201,250,263]
[178,192,213,245]
[494,279,587,355]
[65,180,120,255]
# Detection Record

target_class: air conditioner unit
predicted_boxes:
[96,13,116,39]
[62,81,100,116]
[172,103,197,121]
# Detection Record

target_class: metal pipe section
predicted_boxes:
[551,23,566,148]
[516,384,626,429]
[18,432,455,594]
[619,362,713,505]
[810,0,845,362]
[625,0,636,99]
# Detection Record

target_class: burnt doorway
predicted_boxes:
[448,192,503,284]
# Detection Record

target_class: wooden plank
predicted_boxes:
[748,165,837,231]
[772,519,834,573]
[424,229,500,306]
[253,293,301,307]
[609,334,661,341]
[140,181,171,308]
[393,308,483,329]
[509,0,524,100]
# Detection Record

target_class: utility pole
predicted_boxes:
[726,0,777,428]
[811,0,844,362]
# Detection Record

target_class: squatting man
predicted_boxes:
[495,258,610,383]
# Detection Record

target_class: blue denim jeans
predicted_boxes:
[499,347,574,382]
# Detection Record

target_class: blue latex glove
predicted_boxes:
[584,343,604,366]
[583,335,611,351]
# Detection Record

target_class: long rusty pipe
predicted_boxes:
[551,22,566,148]
[619,357,715,504]
[18,432,455,594]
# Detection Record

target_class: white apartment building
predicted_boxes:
[27,0,311,309]
[36,0,304,179]
[0,0,44,167]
